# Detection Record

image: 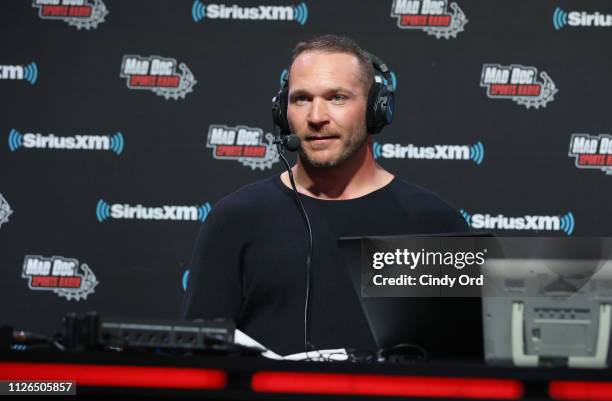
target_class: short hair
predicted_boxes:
[289,34,375,95]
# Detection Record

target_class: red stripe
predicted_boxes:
[0,362,226,390]
[550,381,612,401]
[252,371,523,399]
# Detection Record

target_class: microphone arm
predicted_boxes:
[272,126,315,353]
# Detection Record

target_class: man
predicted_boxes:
[182,35,474,356]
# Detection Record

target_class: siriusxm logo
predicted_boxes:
[460,210,576,236]
[553,7,612,30]
[373,141,484,165]
[0,62,38,85]
[192,1,308,24]
[96,199,212,223]
[182,269,190,291]
[8,129,124,155]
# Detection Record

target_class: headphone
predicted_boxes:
[272,52,396,137]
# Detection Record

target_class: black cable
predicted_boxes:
[275,141,315,353]
[11,330,66,351]
[376,343,428,363]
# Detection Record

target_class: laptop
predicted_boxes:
[338,233,487,361]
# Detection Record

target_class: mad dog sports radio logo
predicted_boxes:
[0,62,38,85]
[390,0,468,39]
[0,193,13,229]
[568,133,612,175]
[373,141,484,165]
[553,7,612,30]
[480,64,558,109]
[460,210,576,236]
[96,200,212,223]
[22,255,98,301]
[32,0,108,30]
[192,1,308,25]
[120,55,196,100]
[207,124,279,170]
[8,129,124,155]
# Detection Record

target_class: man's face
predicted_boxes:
[287,51,369,168]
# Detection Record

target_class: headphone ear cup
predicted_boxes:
[366,79,382,134]
[380,86,394,126]
[366,78,392,135]
[272,79,291,136]
[279,86,290,135]
[385,90,395,125]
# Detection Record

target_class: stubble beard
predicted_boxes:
[298,128,369,169]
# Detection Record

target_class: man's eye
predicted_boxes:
[294,96,309,104]
[331,94,346,102]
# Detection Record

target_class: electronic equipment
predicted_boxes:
[482,258,612,368]
[60,312,236,353]
[99,316,235,351]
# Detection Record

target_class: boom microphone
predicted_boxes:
[272,127,301,152]
[283,134,301,151]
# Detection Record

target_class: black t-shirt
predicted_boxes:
[182,175,471,355]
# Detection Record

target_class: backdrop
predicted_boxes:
[1,0,611,335]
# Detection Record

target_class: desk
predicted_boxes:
[0,351,611,400]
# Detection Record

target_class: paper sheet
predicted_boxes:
[234,329,348,361]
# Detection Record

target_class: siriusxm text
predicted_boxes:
[380,143,470,159]
[109,204,201,221]
[205,4,294,20]
[470,214,561,230]
[19,133,112,150]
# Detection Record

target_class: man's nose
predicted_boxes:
[307,98,329,129]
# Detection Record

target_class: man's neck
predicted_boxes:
[280,140,394,200]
